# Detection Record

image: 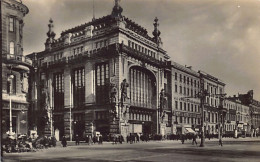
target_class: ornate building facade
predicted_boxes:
[1,0,32,137]
[28,1,172,140]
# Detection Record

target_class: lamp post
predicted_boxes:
[8,74,14,137]
[69,105,72,141]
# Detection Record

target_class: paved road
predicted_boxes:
[2,138,260,162]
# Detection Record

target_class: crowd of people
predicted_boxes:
[3,132,259,153]
[2,135,57,153]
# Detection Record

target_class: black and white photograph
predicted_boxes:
[1,0,260,161]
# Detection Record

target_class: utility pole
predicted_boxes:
[199,74,206,147]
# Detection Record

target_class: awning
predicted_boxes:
[185,128,196,134]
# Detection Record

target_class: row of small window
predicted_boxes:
[226,114,236,121]
[225,103,248,113]
[235,115,248,122]
[53,52,63,61]
[95,40,108,49]
[175,116,200,125]
[175,101,199,112]
[73,46,84,55]
[205,112,218,123]
[174,72,199,87]
[128,40,156,58]
[95,111,108,120]
[129,112,152,121]
[205,97,219,107]
[225,124,236,131]
[72,39,109,55]
[175,84,198,97]
[206,84,220,95]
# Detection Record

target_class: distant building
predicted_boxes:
[1,0,31,137]
[224,96,250,136]
[238,90,260,136]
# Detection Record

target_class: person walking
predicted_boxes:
[181,134,185,144]
[219,136,223,147]
[75,134,80,145]
[61,136,67,147]
[192,134,197,146]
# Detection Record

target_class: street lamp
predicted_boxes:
[7,74,14,137]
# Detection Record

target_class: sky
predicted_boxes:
[22,0,260,100]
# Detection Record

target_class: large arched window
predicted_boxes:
[129,66,156,109]
[10,42,14,54]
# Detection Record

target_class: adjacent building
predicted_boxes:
[1,0,32,137]
[171,63,201,135]
[199,71,226,136]
[224,96,250,136]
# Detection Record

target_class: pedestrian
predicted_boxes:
[75,134,80,145]
[181,134,185,144]
[219,136,223,147]
[61,136,67,147]
[99,135,103,144]
[85,135,89,144]
[192,134,197,146]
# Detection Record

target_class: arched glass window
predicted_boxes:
[10,42,15,54]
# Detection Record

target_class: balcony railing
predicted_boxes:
[3,54,32,67]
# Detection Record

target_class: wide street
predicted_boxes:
[2,137,260,162]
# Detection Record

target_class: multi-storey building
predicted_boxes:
[250,99,260,135]
[199,71,225,135]
[28,1,172,140]
[238,90,260,136]
[1,0,32,137]
[171,63,201,134]
[224,96,250,135]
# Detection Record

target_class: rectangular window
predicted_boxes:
[175,72,177,80]
[7,74,16,94]
[10,42,14,55]
[179,74,182,82]
[184,76,186,83]
[96,62,109,104]
[180,102,182,110]
[179,86,182,94]
[175,84,177,93]
[184,103,186,111]
[9,17,14,32]
[175,101,178,110]
[72,67,85,108]
[53,72,64,110]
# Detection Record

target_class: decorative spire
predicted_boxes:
[45,18,56,51]
[152,17,162,46]
[92,0,95,21]
[111,0,123,19]
[47,18,56,39]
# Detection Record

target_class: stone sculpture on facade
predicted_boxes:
[160,89,167,122]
